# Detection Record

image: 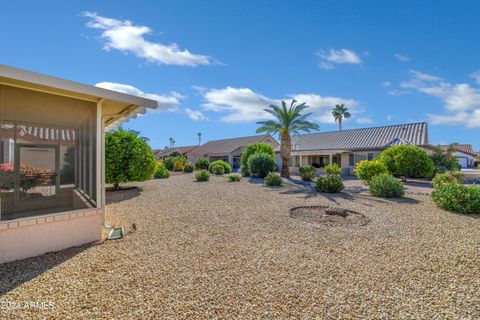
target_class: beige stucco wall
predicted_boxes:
[0,208,102,264]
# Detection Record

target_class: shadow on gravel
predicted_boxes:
[0,242,101,296]
[106,186,143,204]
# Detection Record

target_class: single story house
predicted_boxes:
[189,134,279,168]
[276,122,430,175]
[0,65,157,264]
[153,145,198,160]
[438,144,478,168]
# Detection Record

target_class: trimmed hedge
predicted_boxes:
[264,172,282,186]
[432,183,480,214]
[315,175,344,193]
[241,143,275,176]
[354,160,388,184]
[379,145,434,178]
[209,160,232,174]
[248,153,276,178]
[183,162,194,173]
[211,164,225,175]
[154,162,170,179]
[195,170,210,182]
[369,173,404,198]
[194,158,210,170]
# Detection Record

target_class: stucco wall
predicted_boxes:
[0,208,102,264]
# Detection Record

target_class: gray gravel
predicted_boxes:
[1,173,479,319]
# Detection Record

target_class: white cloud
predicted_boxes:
[185,108,208,121]
[397,70,480,128]
[387,114,395,121]
[83,12,213,67]
[381,81,391,87]
[356,116,374,124]
[471,70,480,85]
[394,53,411,62]
[95,82,183,111]
[316,49,363,69]
[201,87,364,125]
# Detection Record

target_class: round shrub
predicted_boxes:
[228,174,241,182]
[240,165,250,177]
[264,172,282,186]
[173,160,185,172]
[315,175,344,193]
[432,171,464,188]
[432,183,480,214]
[211,164,225,175]
[195,158,210,170]
[154,163,170,179]
[299,165,316,181]
[369,173,404,198]
[183,162,194,173]
[241,143,275,175]
[247,153,276,178]
[164,156,186,171]
[354,160,389,184]
[208,160,231,174]
[379,145,435,178]
[195,170,210,182]
[325,163,342,175]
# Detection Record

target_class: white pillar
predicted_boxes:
[95,99,103,209]
[329,154,333,166]
[228,154,234,166]
[299,155,303,167]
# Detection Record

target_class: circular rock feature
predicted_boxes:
[290,206,370,227]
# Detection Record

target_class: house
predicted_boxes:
[276,122,429,175]
[153,145,198,160]
[0,65,157,264]
[189,134,279,168]
[438,144,478,168]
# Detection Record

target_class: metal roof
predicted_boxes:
[190,135,276,156]
[153,146,199,158]
[287,122,428,152]
[438,144,478,156]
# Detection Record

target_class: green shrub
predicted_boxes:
[299,165,316,181]
[169,151,182,158]
[154,162,170,179]
[195,170,210,182]
[228,174,241,182]
[241,143,275,176]
[208,160,232,174]
[264,172,282,186]
[379,145,435,178]
[325,163,342,175]
[432,171,464,188]
[247,153,276,178]
[173,160,185,172]
[194,158,210,170]
[183,162,194,173]
[369,173,404,198]
[315,175,344,193]
[211,164,225,175]
[105,128,156,190]
[430,147,461,172]
[240,165,250,177]
[354,160,389,184]
[164,156,187,171]
[432,183,480,214]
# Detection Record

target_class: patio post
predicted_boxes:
[329,154,333,166]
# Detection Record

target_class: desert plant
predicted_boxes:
[432,183,480,214]
[256,100,320,177]
[164,155,187,171]
[228,174,241,182]
[325,163,343,175]
[369,173,404,198]
[248,152,276,178]
[183,162,194,173]
[173,160,185,172]
[208,160,231,174]
[332,104,351,131]
[432,171,464,188]
[194,158,210,170]
[315,175,344,193]
[195,170,210,182]
[211,164,225,175]
[379,145,434,178]
[354,160,388,184]
[154,162,170,179]
[299,165,316,181]
[264,172,282,186]
[241,143,276,176]
[105,128,156,190]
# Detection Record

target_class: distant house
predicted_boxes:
[189,134,279,168]
[438,144,478,168]
[276,122,430,175]
[153,146,198,160]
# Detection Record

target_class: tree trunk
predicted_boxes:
[113,182,120,191]
[280,132,291,178]
[339,117,343,131]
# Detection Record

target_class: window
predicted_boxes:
[367,153,374,161]
[349,154,354,166]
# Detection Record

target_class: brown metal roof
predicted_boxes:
[191,134,276,156]
[439,144,477,156]
[153,146,198,158]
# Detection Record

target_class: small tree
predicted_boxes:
[241,143,276,176]
[248,153,276,178]
[105,128,156,190]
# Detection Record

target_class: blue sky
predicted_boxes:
[1,1,480,150]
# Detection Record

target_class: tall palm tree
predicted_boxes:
[169,137,174,148]
[256,100,320,178]
[332,104,351,131]
[197,132,202,146]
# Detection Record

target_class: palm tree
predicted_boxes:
[169,137,173,148]
[197,132,202,146]
[332,104,351,131]
[256,100,320,178]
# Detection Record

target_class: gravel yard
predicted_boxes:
[1,173,479,319]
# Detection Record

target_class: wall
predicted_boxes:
[0,208,102,264]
